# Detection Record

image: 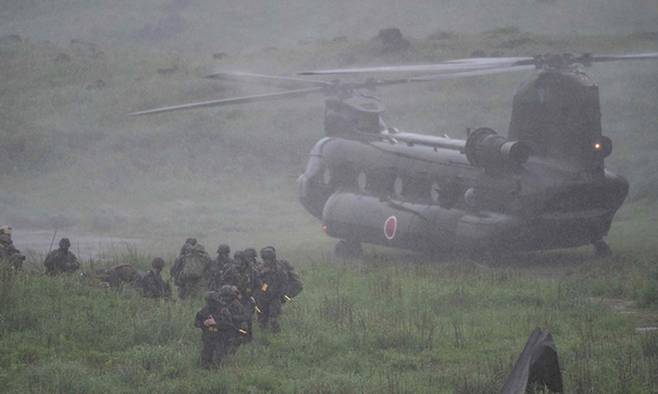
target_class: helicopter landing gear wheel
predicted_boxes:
[593,239,612,258]
[334,240,362,259]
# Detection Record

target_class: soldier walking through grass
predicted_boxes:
[170,238,211,299]
[140,257,171,299]
[243,247,260,269]
[255,246,302,333]
[208,243,232,291]
[221,251,260,340]
[44,238,80,275]
[194,286,249,368]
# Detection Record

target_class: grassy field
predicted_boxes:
[2,223,658,393]
[3,203,658,393]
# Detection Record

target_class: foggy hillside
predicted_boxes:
[1,0,657,54]
[1,2,658,243]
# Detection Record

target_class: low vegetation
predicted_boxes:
[2,224,658,393]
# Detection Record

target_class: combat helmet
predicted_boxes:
[217,244,230,255]
[243,248,257,260]
[59,238,71,249]
[151,257,165,270]
[206,290,222,304]
[260,246,276,262]
[219,285,239,301]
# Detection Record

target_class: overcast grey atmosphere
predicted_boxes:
[2,1,658,392]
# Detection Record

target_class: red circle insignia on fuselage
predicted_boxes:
[384,216,397,240]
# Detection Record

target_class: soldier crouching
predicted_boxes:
[194,286,249,368]
[44,238,80,275]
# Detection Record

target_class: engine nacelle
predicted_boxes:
[464,127,530,169]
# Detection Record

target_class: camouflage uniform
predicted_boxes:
[194,286,249,368]
[221,251,260,340]
[0,227,25,270]
[140,257,171,299]
[255,247,290,333]
[208,244,233,291]
[243,248,260,270]
[170,238,211,299]
[44,238,80,275]
[88,264,140,289]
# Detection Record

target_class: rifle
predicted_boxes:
[47,227,58,254]
[205,314,248,336]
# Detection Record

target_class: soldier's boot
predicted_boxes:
[258,312,269,329]
[270,318,280,333]
[246,319,254,342]
[200,343,214,369]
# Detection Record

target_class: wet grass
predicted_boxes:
[2,233,658,393]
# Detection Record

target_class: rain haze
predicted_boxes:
[1,1,658,392]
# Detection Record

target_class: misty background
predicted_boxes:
[1,0,657,255]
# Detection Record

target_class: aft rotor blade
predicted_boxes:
[129,87,324,116]
[408,64,536,82]
[349,64,535,90]
[206,71,330,87]
[299,57,532,76]
[591,52,658,63]
[299,51,658,76]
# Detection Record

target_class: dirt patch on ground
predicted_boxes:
[589,297,658,332]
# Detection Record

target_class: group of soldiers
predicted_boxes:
[170,238,303,368]
[1,226,303,368]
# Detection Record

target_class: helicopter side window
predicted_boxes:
[406,177,429,202]
[431,178,461,208]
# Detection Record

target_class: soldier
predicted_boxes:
[208,244,232,291]
[194,286,249,368]
[255,246,302,333]
[221,251,260,340]
[85,264,140,289]
[44,238,80,275]
[140,257,172,299]
[170,238,211,299]
[0,226,25,270]
[243,248,260,269]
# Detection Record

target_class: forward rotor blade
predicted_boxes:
[129,87,324,116]
[206,71,330,87]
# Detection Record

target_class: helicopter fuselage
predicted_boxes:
[297,135,627,254]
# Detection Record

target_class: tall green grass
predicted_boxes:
[2,242,657,393]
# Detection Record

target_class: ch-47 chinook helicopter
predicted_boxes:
[131,51,658,258]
